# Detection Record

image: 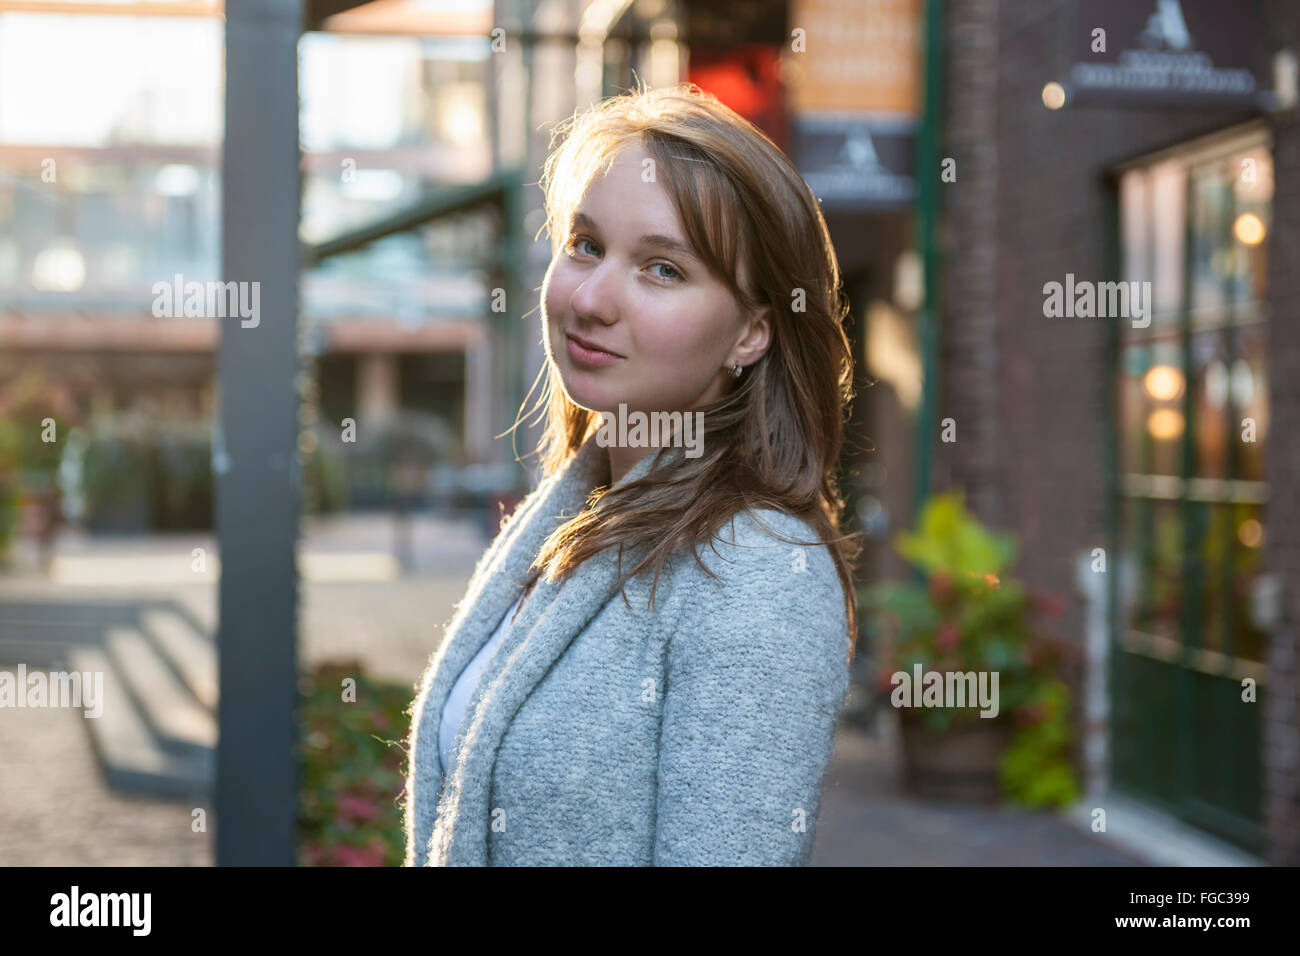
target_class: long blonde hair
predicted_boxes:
[515,82,861,661]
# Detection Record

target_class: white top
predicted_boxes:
[438,591,525,777]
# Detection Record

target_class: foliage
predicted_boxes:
[1000,679,1081,806]
[0,369,75,477]
[894,491,1018,578]
[297,661,411,867]
[78,416,208,532]
[0,370,79,555]
[302,431,350,516]
[75,416,348,533]
[862,491,1081,806]
[0,420,19,556]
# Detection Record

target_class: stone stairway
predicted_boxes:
[68,604,216,800]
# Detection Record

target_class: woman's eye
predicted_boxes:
[570,237,599,257]
[650,262,682,281]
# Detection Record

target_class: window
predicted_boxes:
[1117,127,1271,667]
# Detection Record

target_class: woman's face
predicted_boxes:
[541,142,769,418]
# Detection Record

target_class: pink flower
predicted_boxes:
[335,842,386,867]
[337,792,380,825]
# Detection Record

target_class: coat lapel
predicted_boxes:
[415,432,683,866]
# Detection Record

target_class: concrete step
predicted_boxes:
[141,608,217,713]
[68,646,212,800]
[105,626,216,759]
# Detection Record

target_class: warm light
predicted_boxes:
[1147,408,1185,441]
[438,85,483,146]
[1238,518,1264,548]
[1233,212,1266,245]
[1041,82,1067,109]
[865,301,922,412]
[1143,364,1185,402]
[32,243,86,292]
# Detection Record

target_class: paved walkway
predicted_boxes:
[812,716,1143,866]
[1,513,1149,866]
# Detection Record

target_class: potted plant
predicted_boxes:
[862,492,1080,806]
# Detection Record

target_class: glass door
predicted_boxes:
[1112,128,1271,854]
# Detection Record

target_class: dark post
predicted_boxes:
[911,0,944,525]
[216,0,304,865]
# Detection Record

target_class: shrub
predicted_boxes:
[862,492,1081,807]
[297,660,411,866]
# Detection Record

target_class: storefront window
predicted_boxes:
[1118,129,1270,663]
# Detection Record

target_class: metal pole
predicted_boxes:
[911,0,944,525]
[216,0,303,866]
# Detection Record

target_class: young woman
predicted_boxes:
[403,83,860,866]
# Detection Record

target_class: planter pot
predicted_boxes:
[899,714,1015,803]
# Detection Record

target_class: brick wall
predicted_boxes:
[940,0,1299,863]
[1262,0,1300,868]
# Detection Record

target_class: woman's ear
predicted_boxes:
[732,304,772,367]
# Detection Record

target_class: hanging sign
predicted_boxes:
[1065,0,1275,109]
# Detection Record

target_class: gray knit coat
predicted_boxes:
[402,431,852,866]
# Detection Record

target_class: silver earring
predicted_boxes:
[729,362,743,378]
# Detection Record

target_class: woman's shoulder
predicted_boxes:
[668,506,846,621]
[698,507,838,574]
[661,506,851,684]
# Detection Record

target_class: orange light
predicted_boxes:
[1143,365,1185,402]
[1233,212,1266,246]
[1238,518,1264,548]
[1147,409,1185,441]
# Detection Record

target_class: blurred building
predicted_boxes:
[0,0,912,528]
[937,0,1298,864]
[0,2,504,514]
[6,0,1293,866]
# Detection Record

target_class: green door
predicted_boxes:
[1110,129,1271,855]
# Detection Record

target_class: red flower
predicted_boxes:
[935,621,961,654]
[928,572,956,607]
[337,792,380,825]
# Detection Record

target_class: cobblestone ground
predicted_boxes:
[811,717,1145,866]
[0,703,212,866]
[1,513,1148,866]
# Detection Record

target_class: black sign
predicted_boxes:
[1065,0,1275,108]
[793,115,916,211]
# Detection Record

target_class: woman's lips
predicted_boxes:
[565,333,624,367]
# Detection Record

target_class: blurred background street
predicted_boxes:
[2,0,1297,866]
[0,515,1255,866]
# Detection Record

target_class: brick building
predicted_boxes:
[934,0,1298,863]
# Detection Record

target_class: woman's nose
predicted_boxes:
[569,260,618,324]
